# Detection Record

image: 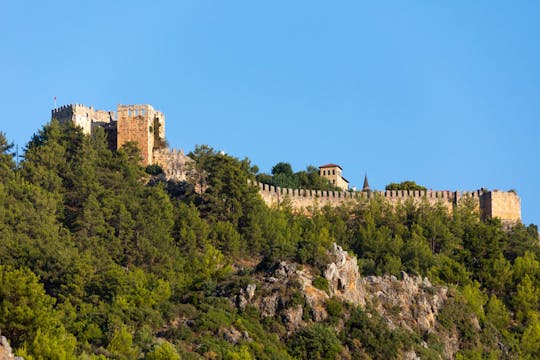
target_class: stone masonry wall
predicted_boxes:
[255,182,521,223]
[482,191,521,224]
[52,104,114,136]
[152,148,194,181]
[117,104,165,165]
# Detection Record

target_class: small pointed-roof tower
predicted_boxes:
[362,173,370,192]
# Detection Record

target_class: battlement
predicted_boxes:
[52,103,114,115]
[117,104,164,119]
[52,104,115,135]
[254,181,521,223]
[255,181,484,200]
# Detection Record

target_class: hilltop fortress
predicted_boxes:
[52,103,522,224]
[52,103,193,181]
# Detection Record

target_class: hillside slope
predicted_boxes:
[0,122,539,359]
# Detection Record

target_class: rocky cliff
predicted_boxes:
[233,244,462,358]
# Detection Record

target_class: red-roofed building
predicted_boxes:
[319,164,349,190]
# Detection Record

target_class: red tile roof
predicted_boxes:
[319,163,342,169]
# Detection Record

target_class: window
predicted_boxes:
[333,170,335,175]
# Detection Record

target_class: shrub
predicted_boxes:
[312,276,330,294]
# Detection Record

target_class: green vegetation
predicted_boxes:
[385,180,427,191]
[145,164,164,175]
[312,276,330,294]
[256,161,340,190]
[0,124,539,358]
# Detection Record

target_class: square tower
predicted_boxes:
[319,164,349,191]
[117,104,165,165]
[480,190,522,224]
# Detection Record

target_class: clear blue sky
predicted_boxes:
[1,1,538,225]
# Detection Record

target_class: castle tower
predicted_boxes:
[51,104,114,135]
[480,190,522,225]
[319,164,349,191]
[116,104,165,165]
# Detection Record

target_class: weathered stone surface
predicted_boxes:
[0,334,23,360]
[404,350,420,360]
[236,294,248,310]
[245,284,256,301]
[324,243,367,306]
[221,327,251,344]
[282,305,304,332]
[273,261,297,279]
[483,190,521,224]
[152,148,194,181]
[234,244,449,332]
[362,273,447,332]
[236,283,258,310]
[230,243,464,358]
[260,294,279,318]
[255,180,522,224]
[302,284,328,322]
[52,104,114,136]
[117,104,165,166]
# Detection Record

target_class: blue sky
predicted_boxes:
[1,1,539,225]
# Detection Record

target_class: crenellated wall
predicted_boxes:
[52,104,115,135]
[254,182,521,224]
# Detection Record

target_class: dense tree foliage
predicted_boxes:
[256,161,340,191]
[386,180,427,191]
[0,122,539,358]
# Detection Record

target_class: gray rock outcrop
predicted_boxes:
[0,334,23,360]
[232,243,457,357]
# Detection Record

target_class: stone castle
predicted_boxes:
[52,103,193,181]
[52,103,522,224]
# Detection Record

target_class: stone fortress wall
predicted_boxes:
[52,104,115,135]
[255,181,522,224]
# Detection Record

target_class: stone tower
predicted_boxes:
[116,104,165,165]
